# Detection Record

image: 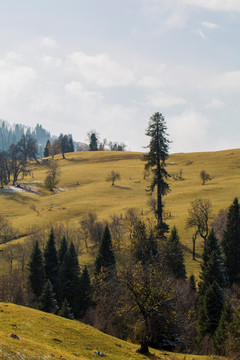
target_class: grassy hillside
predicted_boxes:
[0,302,216,360]
[1,149,240,276]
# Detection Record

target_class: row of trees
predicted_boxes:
[43,134,74,159]
[0,134,38,187]
[28,229,91,318]
[88,130,126,152]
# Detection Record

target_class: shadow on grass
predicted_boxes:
[0,192,31,204]
[182,244,202,260]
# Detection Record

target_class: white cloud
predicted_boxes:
[210,71,240,91]
[42,56,62,67]
[67,52,135,88]
[206,98,225,109]
[183,0,240,12]
[40,36,57,48]
[202,21,219,29]
[5,51,23,62]
[65,81,102,99]
[168,109,208,152]
[0,64,37,102]
[147,91,187,107]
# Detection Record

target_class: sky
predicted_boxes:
[0,0,240,153]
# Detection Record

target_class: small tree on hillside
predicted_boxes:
[88,130,99,151]
[44,160,60,191]
[106,170,121,186]
[200,170,211,185]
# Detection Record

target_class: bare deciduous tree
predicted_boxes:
[106,170,121,186]
[200,170,211,185]
[186,198,212,259]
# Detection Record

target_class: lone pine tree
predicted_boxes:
[144,112,170,234]
[221,197,240,285]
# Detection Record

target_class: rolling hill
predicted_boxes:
[1,148,240,276]
[0,302,215,360]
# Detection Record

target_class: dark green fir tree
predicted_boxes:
[28,241,45,298]
[43,139,50,157]
[221,197,240,285]
[144,112,171,235]
[68,136,74,152]
[214,299,233,356]
[59,242,81,317]
[189,274,197,292]
[94,224,116,275]
[165,226,186,279]
[198,229,228,296]
[58,236,68,265]
[79,265,92,316]
[38,279,58,313]
[44,228,59,296]
[58,298,74,319]
[198,281,225,339]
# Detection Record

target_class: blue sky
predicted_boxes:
[0,0,240,153]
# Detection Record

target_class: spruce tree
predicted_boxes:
[59,242,81,317]
[198,229,228,296]
[221,197,240,285]
[130,221,158,264]
[79,265,92,316]
[198,281,224,338]
[28,241,45,298]
[144,112,170,233]
[38,279,58,313]
[189,274,197,292]
[165,226,186,279]
[197,230,227,341]
[44,228,59,297]
[58,298,74,319]
[94,224,116,275]
[214,299,233,355]
[43,140,50,157]
[58,236,68,265]
[68,136,74,152]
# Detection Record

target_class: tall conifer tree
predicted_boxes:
[59,242,81,317]
[221,197,240,285]
[28,241,45,298]
[165,226,186,279]
[94,224,116,275]
[44,228,59,296]
[144,112,170,234]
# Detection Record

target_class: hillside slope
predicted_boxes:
[0,302,214,360]
[1,149,240,275]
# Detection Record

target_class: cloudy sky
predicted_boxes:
[0,0,240,153]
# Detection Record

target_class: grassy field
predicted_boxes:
[0,302,219,360]
[1,149,240,276]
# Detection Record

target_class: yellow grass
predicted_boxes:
[0,302,218,360]
[1,149,240,277]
